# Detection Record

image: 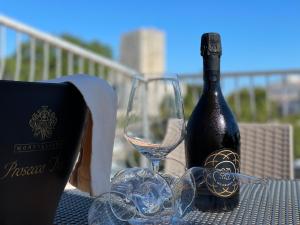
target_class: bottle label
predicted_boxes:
[204,149,240,198]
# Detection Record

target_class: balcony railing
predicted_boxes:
[0,15,139,81]
[179,69,300,121]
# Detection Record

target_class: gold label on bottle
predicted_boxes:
[204,149,240,198]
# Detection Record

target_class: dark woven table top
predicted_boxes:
[54,180,300,225]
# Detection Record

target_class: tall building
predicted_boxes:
[118,28,166,115]
[120,28,165,78]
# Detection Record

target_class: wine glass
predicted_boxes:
[110,167,175,224]
[107,166,196,225]
[124,77,185,172]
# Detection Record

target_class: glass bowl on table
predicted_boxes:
[110,167,187,225]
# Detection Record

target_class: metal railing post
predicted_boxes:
[265,75,271,120]
[55,48,62,78]
[282,75,289,117]
[42,42,49,80]
[29,37,36,81]
[88,60,94,75]
[14,32,22,81]
[234,76,241,118]
[78,57,84,74]
[0,25,6,79]
[97,64,104,78]
[67,52,74,75]
[248,76,256,121]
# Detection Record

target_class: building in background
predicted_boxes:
[120,28,165,78]
[118,28,166,115]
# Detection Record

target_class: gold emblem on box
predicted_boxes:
[29,106,57,140]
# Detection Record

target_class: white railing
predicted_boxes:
[179,69,300,121]
[0,14,141,81]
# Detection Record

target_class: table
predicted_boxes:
[54,180,300,225]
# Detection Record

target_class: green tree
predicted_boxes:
[183,85,202,119]
[61,34,112,58]
[227,88,279,122]
[227,88,300,158]
[4,34,112,81]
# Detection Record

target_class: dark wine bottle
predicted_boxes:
[185,33,240,212]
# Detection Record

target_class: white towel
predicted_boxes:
[47,74,117,196]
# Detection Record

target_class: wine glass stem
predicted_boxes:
[151,160,160,172]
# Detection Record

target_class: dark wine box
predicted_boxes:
[0,80,88,225]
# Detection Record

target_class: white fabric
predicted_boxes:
[46,74,117,196]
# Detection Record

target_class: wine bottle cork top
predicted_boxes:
[201,33,222,56]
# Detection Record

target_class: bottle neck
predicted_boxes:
[203,54,221,93]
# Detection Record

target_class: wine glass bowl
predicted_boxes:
[110,167,175,223]
[108,166,197,224]
[124,77,185,171]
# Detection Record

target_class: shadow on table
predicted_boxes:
[54,190,94,225]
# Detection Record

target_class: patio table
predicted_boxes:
[54,180,300,225]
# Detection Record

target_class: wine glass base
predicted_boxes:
[128,215,188,225]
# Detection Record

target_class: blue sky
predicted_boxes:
[0,0,299,75]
